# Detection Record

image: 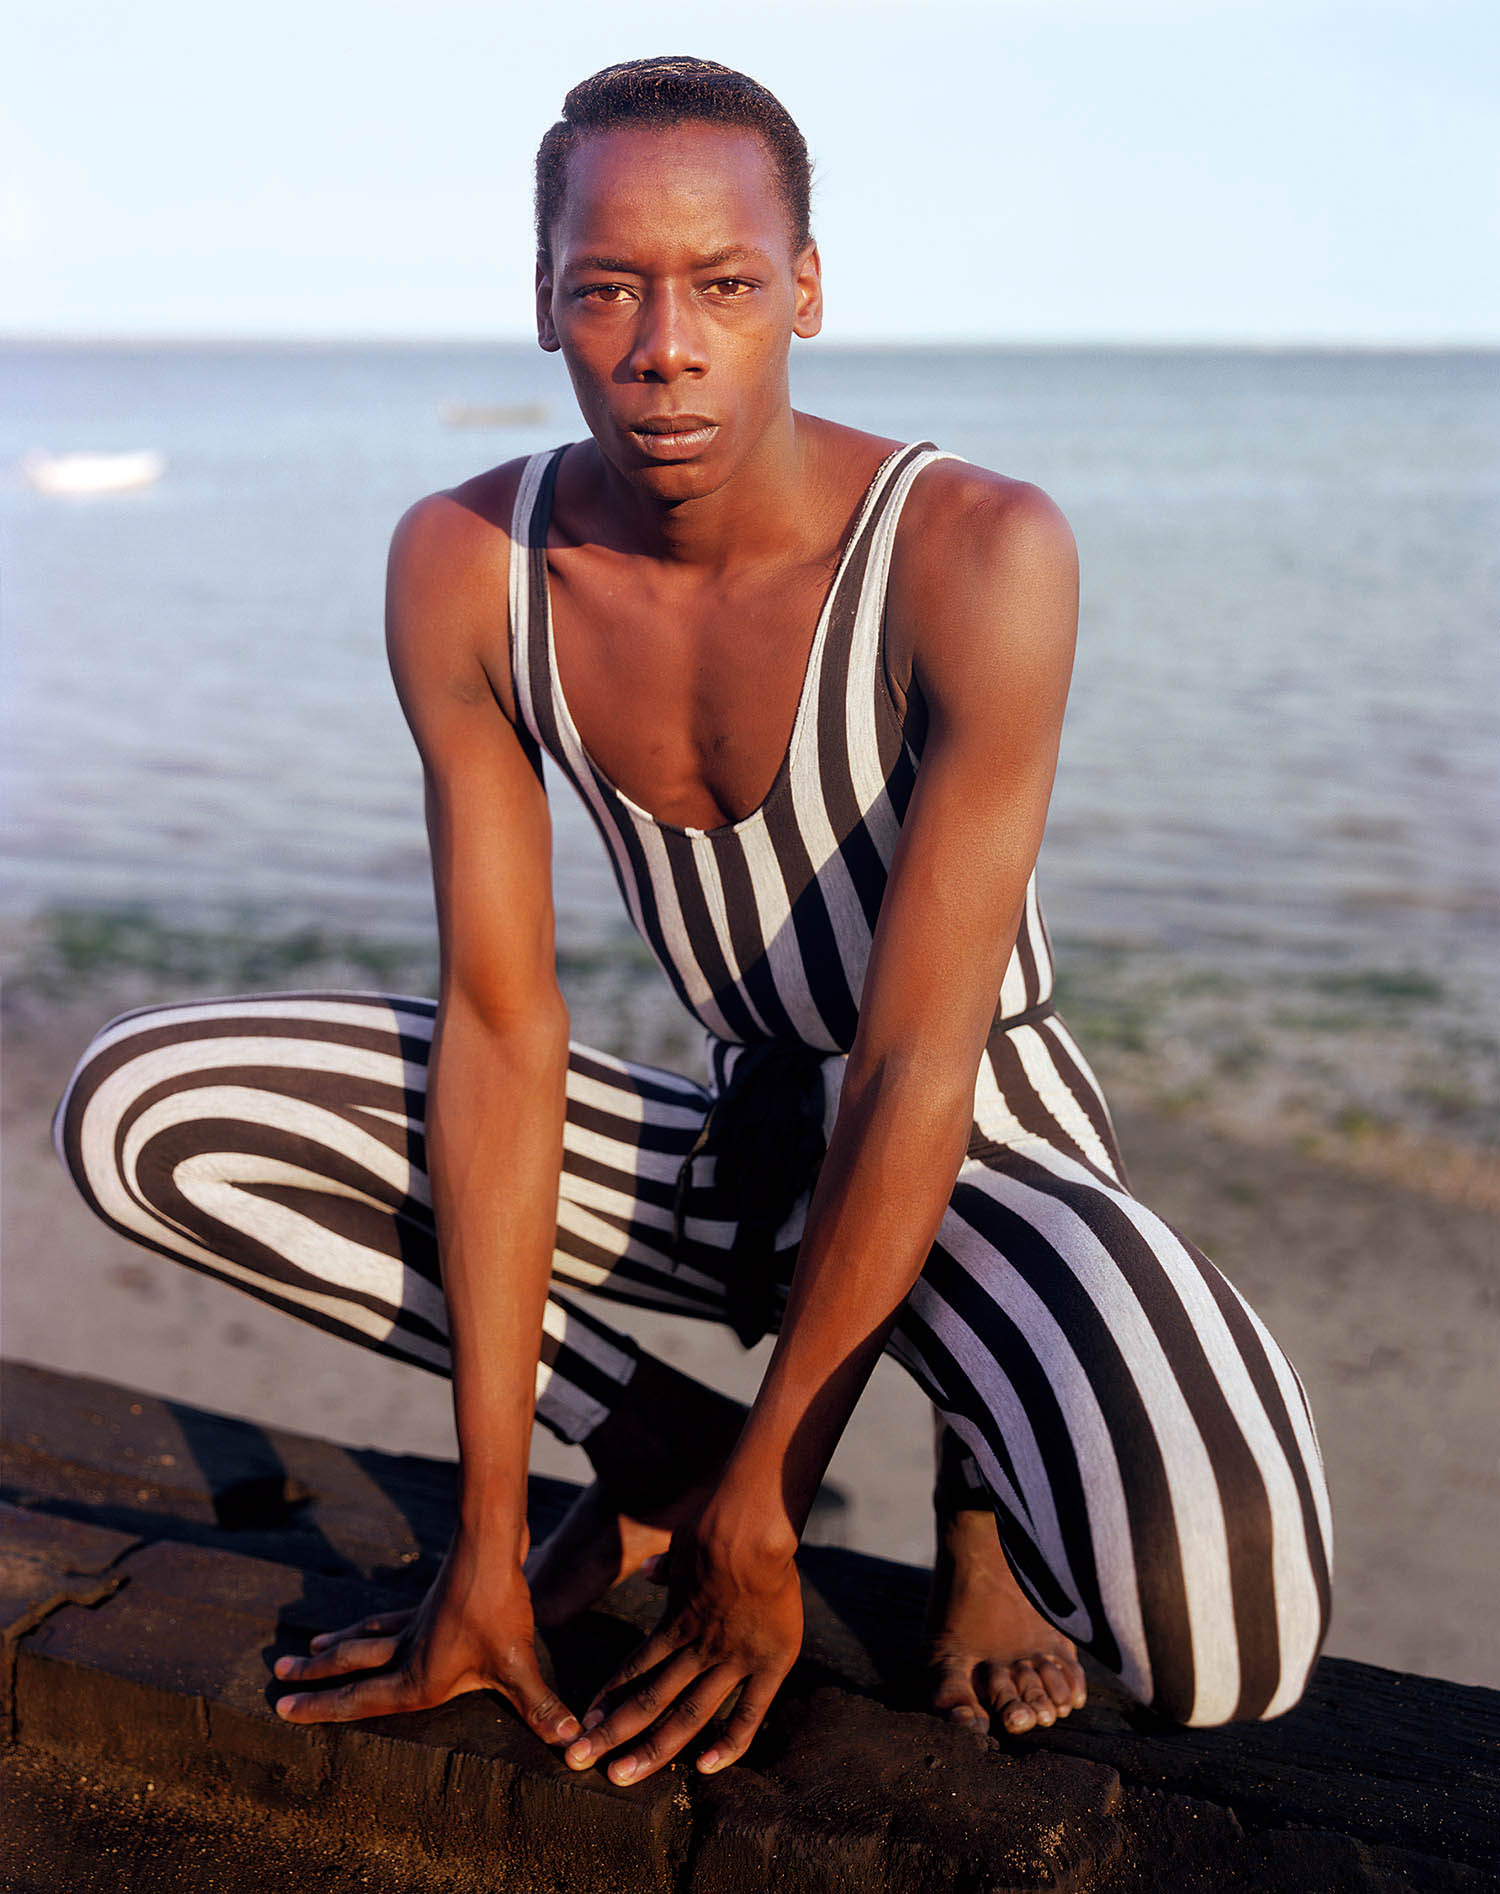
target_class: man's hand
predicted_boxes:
[271,1528,581,1748]
[562,1521,803,1783]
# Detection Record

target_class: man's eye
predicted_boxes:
[709,278,754,296]
[579,284,631,303]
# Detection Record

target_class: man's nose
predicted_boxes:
[626,284,707,381]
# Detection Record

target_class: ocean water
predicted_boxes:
[2,341,1496,1018]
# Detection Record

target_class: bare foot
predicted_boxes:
[524,1485,682,1629]
[924,1505,1087,1735]
[525,1355,747,1630]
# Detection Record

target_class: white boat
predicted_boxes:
[22,450,166,495]
[438,400,548,429]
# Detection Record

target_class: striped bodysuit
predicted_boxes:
[55,442,1333,1727]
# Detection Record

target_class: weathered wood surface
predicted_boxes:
[2,1359,1496,1891]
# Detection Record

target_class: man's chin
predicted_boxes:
[609,445,731,503]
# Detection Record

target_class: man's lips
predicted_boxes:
[627,416,718,458]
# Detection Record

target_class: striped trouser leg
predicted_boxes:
[52,991,739,1445]
[57,993,1335,1723]
[887,1010,1335,1727]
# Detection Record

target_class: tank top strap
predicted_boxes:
[507,445,569,763]
[843,442,959,730]
[818,443,947,639]
[783,442,958,815]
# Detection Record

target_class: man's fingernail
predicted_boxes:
[274,1657,293,1678]
[557,1716,581,1742]
[610,1757,638,1783]
[698,1748,722,1773]
[276,1696,299,1719]
[583,1708,604,1732]
[565,1741,592,1768]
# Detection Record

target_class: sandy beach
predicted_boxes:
[4,923,1496,1695]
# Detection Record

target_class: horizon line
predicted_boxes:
[3,330,1497,355]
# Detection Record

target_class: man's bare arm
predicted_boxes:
[720,468,1079,1543]
[567,466,1079,1782]
[393,488,572,1544]
[274,480,581,1746]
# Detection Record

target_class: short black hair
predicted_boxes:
[534,56,813,267]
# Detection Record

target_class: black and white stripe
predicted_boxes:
[52,993,646,1441]
[53,437,1333,1727]
[511,443,1056,1057]
[56,987,1331,1727]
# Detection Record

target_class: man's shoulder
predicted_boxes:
[900,456,1075,580]
[392,453,540,572]
[885,456,1078,688]
[385,454,553,715]
[805,417,1075,583]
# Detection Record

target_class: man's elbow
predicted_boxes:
[438,983,571,1075]
[838,1037,976,1164]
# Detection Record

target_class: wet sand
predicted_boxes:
[4,975,1496,1690]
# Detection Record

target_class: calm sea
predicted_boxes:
[2,342,1496,1012]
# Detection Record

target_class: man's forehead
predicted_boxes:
[546,121,801,266]
[557,124,782,213]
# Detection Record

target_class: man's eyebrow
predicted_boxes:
[693,245,765,270]
[564,245,768,275]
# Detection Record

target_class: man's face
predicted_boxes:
[536,122,822,500]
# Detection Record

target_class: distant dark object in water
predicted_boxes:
[439,400,548,428]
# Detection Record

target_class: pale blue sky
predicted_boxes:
[3,0,1495,343]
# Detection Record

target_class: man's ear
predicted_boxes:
[792,241,823,340]
[536,260,561,352]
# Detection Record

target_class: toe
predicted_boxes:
[1000,1697,1036,1733]
[1013,1660,1057,1727]
[927,1651,988,1731]
[1037,1656,1079,1713]
[984,1668,1034,1733]
[1058,1654,1088,1711]
[946,1701,988,1732]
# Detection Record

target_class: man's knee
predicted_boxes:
[52,1008,132,1188]
[1142,1516,1329,1729]
[53,1000,198,1209]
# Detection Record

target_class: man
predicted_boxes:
[57,58,1331,1788]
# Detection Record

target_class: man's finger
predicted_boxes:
[579,1624,685,1727]
[695,1665,784,1773]
[499,1651,583,1747]
[275,1668,425,1724]
[306,1610,414,1653]
[274,1634,401,1683]
[564,1650,703,1771]
[605,1664,741,1784]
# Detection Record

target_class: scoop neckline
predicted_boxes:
[537,441,916,842]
